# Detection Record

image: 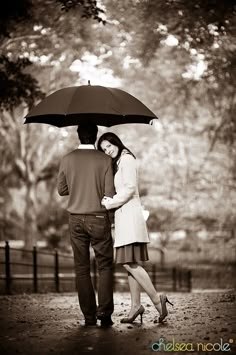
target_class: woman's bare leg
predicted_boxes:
[123,263,162,314]
[127,271,141,316]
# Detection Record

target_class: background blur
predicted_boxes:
[0,0,235,291]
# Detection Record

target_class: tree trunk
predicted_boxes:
[23,182,38,252]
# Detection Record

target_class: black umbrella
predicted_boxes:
[24,85,158,127]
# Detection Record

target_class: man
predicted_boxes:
[57,122,115,326]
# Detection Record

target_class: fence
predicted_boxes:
[0,241,191,294]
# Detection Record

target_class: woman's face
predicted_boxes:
[100,140,119,158]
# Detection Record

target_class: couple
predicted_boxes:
[57,122,173,327]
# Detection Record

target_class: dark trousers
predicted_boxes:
[69,214,114,320]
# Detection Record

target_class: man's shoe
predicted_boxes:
[85,318,97,326]
[97,315,113,327]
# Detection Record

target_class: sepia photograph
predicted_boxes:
[0,0,236,354]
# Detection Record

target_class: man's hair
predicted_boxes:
[77,122,98,144]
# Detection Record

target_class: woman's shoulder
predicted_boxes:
[120,150,136,164]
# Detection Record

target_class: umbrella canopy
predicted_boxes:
[24,85,158,127]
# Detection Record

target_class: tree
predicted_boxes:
[0,0,106,110]
[99,0,236,235]
[106,0,236,167]
[1,107,60,247]
[0,0,106,248]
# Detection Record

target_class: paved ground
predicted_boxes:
[0,291,236,355]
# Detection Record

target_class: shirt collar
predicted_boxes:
[78,144,95,150]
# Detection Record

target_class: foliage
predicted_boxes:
[0,0,106,247]
[57,0,106,23]
[104,0,235,169]
[0,0,106,111]
[0,56,44,111]
[0,0,32,38]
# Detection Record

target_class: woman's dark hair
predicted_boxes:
[97,132,135,174]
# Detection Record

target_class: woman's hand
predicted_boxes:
[101,196,112,208]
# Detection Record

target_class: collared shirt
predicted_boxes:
[78,144,95,150]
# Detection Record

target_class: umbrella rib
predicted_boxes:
[106,87,124,115]
[67,87,80,115]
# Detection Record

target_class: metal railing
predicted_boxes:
[0,241,191,294]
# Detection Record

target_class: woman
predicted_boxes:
[97,132,173,324]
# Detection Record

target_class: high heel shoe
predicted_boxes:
[120,305,145,324]
[158,294,173,323]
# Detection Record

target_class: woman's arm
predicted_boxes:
[103,154,136,209]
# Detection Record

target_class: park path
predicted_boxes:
[0,291,236,355]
